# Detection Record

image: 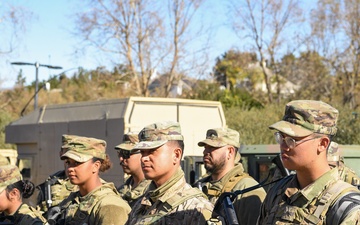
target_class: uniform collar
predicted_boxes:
[285,168,339,205]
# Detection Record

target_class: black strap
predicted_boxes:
[327,192,360,225]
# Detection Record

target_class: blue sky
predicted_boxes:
[1,0,107,88]
[0,0,239,89]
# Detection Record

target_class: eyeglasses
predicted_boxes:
[274,132,320,149]
[117,149,141,159]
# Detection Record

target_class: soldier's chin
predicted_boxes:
[144,173,154,180]
[68,176,79,184]
[204,165,214,173]
[122,167,130,173]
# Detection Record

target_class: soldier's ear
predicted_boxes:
[173,148,182,164]
[92,160,101,172]
[318,135,330,154]
[9,188,20,201]
[227,145,236,160]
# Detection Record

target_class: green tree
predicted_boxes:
[213,50,257,91]
[278,51,333,102]
[184,79,263,109]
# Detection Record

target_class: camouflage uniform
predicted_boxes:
[127,168,213,225]
[195,164,266,224]
[338,160,360,186]
[58,182,129,225]
[53,136,131,225]
[36,170,78,213]
[194,127,266,225]
[258,100,360,224]
[126,121,214,225]
[117,176,151,207]
[36,135,80,213]
[327,142,360,185]
[0,165,47,225]
[115,132,151,207]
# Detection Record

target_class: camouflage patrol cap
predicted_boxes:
[134,121,184,150]
[269,100,338,137]
[327,142,340,162]
[0,165,22,193]
[198,128,240,148]
[0,154,10,166]
[114,132,139,151]
[60,134,81,156]
[60,136,107,162]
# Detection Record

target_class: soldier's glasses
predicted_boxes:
[274,132,320,149]
[117,149,141,159]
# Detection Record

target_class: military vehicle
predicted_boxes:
[5,97,226,188]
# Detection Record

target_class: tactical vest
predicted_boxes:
[59,186,119,225]
[203,173,251,198]
[265,175,360,224]
[134,187,207,225]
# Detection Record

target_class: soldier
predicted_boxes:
[193,127,266,225]
[48,135,131,225]
[327,141,360,186]
[258,100,360,224]
[0,164,47,224]
[126,121,214,225]
[115,132,151,207]
[36,135,78,216]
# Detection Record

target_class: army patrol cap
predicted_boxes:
[60,134,81,156]
[134,121,184,149]
[61,136,107,162]
[0,165,22,193]
[115,132,139,151]
[198,128,240,148]
[269,100,338,137]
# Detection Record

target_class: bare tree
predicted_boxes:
[162,0,204,97]
[73,0,159,96]
[310,0,360,109]
[0,3,32,55]
[228,0,303,103]
[73,0,207,97]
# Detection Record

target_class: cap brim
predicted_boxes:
[198,139,227,148]
[60,150,93,162]
[134,140,167,150]
[269,121,313,137]
[115,143,136,151]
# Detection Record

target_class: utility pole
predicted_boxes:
[11,61,62,110]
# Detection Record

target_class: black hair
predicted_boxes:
[168,140,185,158]
[6,180,35,199]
